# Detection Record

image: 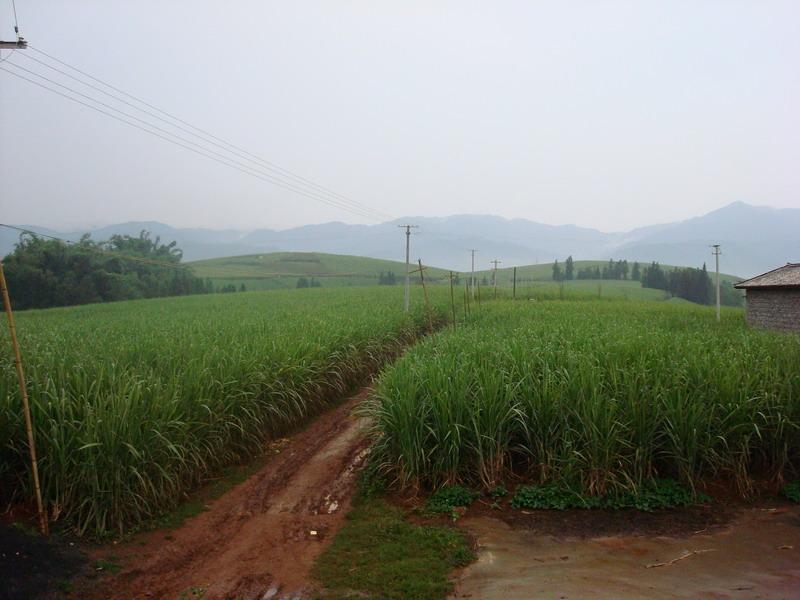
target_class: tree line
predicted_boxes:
[552,256,742,306]
[2,231,213,310]
[640,261,741,306]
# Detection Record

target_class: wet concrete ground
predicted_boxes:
[452,506,800,599]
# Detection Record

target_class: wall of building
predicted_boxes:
[745,289,800,333]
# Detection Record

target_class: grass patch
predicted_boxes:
[313,494,474,599]
[511,479,708,511]
[93,558,121,574]
[782,482,800,503]
[425,485,478,514]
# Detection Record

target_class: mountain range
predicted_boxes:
[3,202,797,278]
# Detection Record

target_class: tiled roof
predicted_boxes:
[734,263,800,289]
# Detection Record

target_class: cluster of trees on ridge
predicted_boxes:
[296,277,322,288]
[2,232,213,310]
[552,256,742,306]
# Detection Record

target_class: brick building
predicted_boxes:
[734,263,800,333]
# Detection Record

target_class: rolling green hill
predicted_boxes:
[188,252,453,291]
[189,254,743,297]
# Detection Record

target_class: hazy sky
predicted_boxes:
[1,1,798,232]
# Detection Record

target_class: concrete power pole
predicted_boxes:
[490,259,501,297]
[469,249,477,300]
[711,244,721,322]
[399,225,418,312]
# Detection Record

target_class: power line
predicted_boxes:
[0,65,387,221]
[23,45,395,222]
[3,59,386,220]
[14,51,393,221]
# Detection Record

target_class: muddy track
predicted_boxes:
[86,388,372,600]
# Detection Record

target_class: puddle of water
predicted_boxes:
[452,507,800,599]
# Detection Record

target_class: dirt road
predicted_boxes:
[452,505,800,599]
[87,389,371,600]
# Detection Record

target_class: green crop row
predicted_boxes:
[368,301,800,497]
[0,287,445,536]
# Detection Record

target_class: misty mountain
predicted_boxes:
[3,202,797,278]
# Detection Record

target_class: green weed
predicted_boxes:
[782,482,800,503]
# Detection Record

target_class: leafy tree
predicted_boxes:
[296,277,309,288]
[378,270,397,285]
[631,261,641,281]
[2,231,207,310]
[565,256,574,280]
[552,260,562,281]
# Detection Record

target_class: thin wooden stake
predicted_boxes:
[417,259,433,331]
[463,280,469,320]
[0,261,48,535]
[449,271,457,330]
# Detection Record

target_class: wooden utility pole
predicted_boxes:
[398,225,418,312]
[712,244,721,322]
[512,267,517,300]
[415,260,433,331]
[0,261,48,535]
[1,1,27,49]
[490,259,501,298]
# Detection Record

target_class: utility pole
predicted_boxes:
[711,244,721,322]
[469,249,477,300]
[1,0,28,49]
[398,225,418,312]
[490,259,501,298]
[513,267,517,300]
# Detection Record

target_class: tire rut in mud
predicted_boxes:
[85,388,373,600]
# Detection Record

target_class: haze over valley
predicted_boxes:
[5,201,797,277]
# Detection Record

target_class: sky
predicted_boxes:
[0,1,798,233]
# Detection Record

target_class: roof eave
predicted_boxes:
[734,284,800,290]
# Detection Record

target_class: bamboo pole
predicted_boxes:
[0,261,48,535]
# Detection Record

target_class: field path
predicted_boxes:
[89,388,372,600]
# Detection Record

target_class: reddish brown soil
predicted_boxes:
[79,389,371,600]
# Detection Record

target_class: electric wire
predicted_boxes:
[15,50,394,221]
[3,60,385,220]
[0,65,387,221]
[11,0,19,35]
[25,45,395,221]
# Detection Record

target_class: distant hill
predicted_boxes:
[4,202,797,277]
[189,252,452,291]
[191,253,741,294]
